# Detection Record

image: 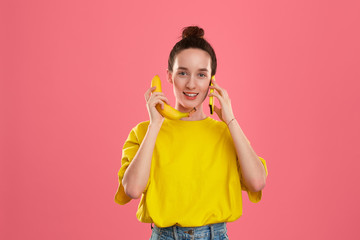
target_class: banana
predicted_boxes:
[209,75,215,114]
[151,75,195,120]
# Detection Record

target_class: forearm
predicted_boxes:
[122,123,162,198]
[227,119,267,192]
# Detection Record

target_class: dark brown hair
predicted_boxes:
[168,26,217,76]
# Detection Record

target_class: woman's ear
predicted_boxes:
[166,69,173,84]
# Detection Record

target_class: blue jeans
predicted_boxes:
[149,222,229,240]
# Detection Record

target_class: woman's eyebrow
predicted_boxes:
[177,67,209,72]
[177,67,188,70]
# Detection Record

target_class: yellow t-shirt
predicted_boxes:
[114,117,268,227]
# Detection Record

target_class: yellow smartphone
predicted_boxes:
[209,75,215,114]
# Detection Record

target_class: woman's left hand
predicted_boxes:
[208,78,235,125]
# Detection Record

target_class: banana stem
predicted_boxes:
[188,107,197,117]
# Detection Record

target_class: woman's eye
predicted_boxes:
[199,73,206,78]
[178,72,187,76]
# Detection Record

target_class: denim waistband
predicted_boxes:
[151,222,227,239]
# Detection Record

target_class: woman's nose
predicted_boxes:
[185,76,196,89]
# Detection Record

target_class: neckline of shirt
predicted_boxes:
[164,116,214,125]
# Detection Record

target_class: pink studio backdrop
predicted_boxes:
[1,0,360,239]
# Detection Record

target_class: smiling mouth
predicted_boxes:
[183,92,199,97]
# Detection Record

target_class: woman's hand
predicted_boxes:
[144,86,170,126]
[208,78,235,125]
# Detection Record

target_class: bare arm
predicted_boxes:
[122,86,169,199]
[209,78,267,193]
[227,119,267,192]
[122,123,162,199]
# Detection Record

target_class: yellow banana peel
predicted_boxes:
[151,75,196,120]
[209,75,215,114]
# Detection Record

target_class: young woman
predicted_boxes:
[115,26,268,240]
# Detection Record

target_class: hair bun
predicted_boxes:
[182,26,204,39]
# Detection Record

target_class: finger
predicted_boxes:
[211,78,221,88]
[149,98,161,108]
[214,105,222,117]
[156,100,165,110]
[208,91,224,103]
[149,92,169,104]
[147,91,165,102]
[158,101,164,110]
[160,96,170,105]
[214,105,224,122]
[209,92,226,112]
[210,85,230,100]
[220,87,228,97]
[211,79,229,96]
[209,83,224,96]
[151,91,166,97]
[145,87,157,101]
[153,95,170,106]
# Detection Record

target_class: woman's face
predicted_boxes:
[167,48,212,113]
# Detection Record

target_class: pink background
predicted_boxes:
[1,0,360,239]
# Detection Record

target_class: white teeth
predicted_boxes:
[184,93,198,97]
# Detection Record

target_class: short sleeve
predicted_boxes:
[240,156,268,203]
[114,128,150,205]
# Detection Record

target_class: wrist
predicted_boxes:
[149,120,163,130]
[226,118,237,126]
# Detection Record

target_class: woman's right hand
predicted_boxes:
[144,86,170,126]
